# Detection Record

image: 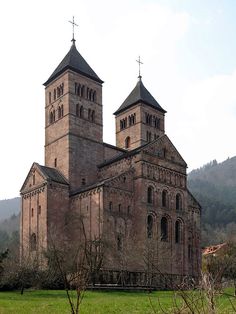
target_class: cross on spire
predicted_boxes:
[69,16,78,44]
[136,56,143,80]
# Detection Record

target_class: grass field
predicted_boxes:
[0,289,235,314]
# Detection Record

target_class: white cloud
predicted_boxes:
[167,70,236,170]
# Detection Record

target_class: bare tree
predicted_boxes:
[45,213,104,314]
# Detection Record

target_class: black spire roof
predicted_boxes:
[114,78,166,115]
[44,42,103,86]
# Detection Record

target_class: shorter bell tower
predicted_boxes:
[114,75,166,150]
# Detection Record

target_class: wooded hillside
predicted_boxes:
[188,157,236,246]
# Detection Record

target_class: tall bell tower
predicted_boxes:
[43,28,104,191]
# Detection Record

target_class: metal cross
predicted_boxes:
[69,16,78,43]
[136,56,143,79]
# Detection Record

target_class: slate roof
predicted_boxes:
[44,42,103,86]
[114,78,166,115]
[37,164,69,185]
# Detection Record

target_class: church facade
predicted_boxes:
[20,37,201,288]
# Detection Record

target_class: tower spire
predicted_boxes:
[136,56,143,80]
[69,16,78,44]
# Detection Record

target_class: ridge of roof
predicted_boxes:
[114,78,166,115]
[44,43,103,86]
[70,169,134,196]
[98,139,156,168]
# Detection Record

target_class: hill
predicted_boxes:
[0,197,20,221]
[188,157,236,246]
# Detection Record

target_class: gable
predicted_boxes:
[142,135,187,167]
[20,163,47,193]
[104,169,134,192]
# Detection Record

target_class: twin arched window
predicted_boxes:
[58,105,64,119]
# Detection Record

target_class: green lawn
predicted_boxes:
[0,289,235,314]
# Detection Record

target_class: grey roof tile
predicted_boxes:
[114,78,166,115]
[38,164,69,185]
[44,42,103,86]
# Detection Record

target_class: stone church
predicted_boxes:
[20,34,201,287]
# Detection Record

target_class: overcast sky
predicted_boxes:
[1,0,236,199]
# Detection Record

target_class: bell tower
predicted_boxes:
[114,76,166,150]
[44,32,104,191]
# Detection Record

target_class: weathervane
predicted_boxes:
[69,16,78,44]
[136,56,143,79]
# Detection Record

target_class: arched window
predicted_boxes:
[148,115,152,125]
[77,84,81,96]
[87,87,90,99]
[147,186,154,204]
[117,234,122,251]
[146,131,152,142]
[176,193,182,210]
[175,220,182,243]
[89,89,93,101]
[162,190,168,208]
[161,217,168,241]
[109,201,112,211]
[147,215,153,238]
[128,116,132,126]
[125,136,131,149]
[58,106,62,119]
[93,91,96,102]
[124,117,127,128]
[61,105,64,117]
[132,113,136,124]
[30,233,37,251]
[49,110,55,124]
[53,110,55,122]
[79,106,84,118]
[81,85,85,97]
[91,110,95,122]
[31,208,34,217]
[61,83,64,95]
